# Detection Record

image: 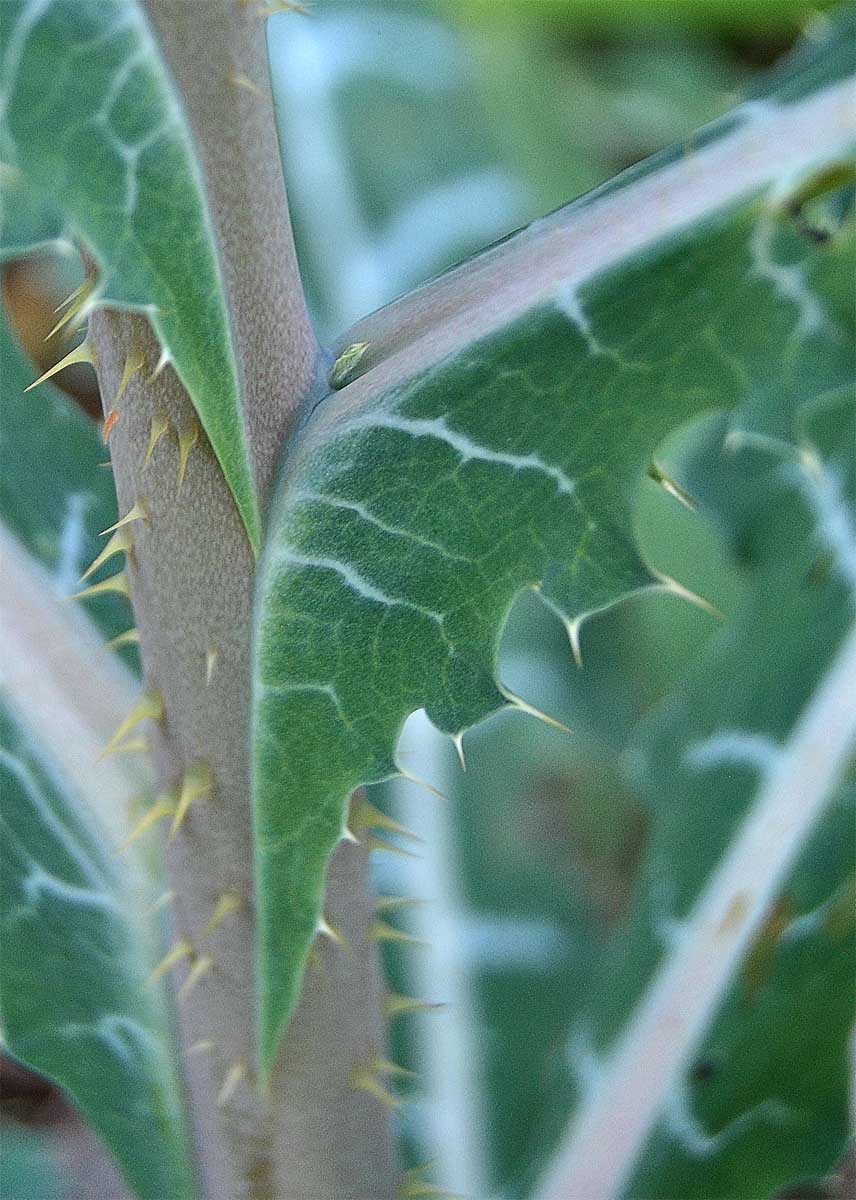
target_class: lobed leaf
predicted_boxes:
[253,17,856,1076]
[0,0,259,549]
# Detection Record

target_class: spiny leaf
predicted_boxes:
[253,17,856,1078]
[532,392,856,1200]
[0,0,259,550]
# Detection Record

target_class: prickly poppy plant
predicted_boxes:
[1,3,854,1199]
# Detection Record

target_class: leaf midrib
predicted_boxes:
[302,77,854,458]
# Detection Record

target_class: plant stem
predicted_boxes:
[143,0,318,500]
[86,2,397,1197]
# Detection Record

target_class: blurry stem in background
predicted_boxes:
[0,525,147,854]
[383,711,490,1198]
[535,619,856,1200]
[267,12,384,337]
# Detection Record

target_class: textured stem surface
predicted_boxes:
[87,2,397,1197]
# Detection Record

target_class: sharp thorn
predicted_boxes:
[169,763,214,839]
[101,736,149,758]
[651,570,724,620]
[369,918,425,947]
[101,502,148,536]
[228,71,262,95]
[145,413,170,467]
[116,794,175,853]
[203,891,242,937]
[451,731,467,772]
[217,1060,248,1107]
[53,280,88,314]
[205,647,219,686]
[350,797,422,842]
[349,1057,413,1110]
[107,627,140,650]
[68,569,131,603]
[350,1069,401,1109]
[565,617,584,668]
[100,690,163,760]
[375,896,427,915]
[113,344,146,407]
[176,420,200,493]
[499,688,573,736]
[81,528,133,581]
[647,461,697,510]
[150,345,172,380]
[44,277,96,340]
[396,767,447,802]
[366,836,420,860]
[316,916,346,946]
[384,993,445,1020]
[25,337,97,390]
[148,937,193,985]
[178,954,213,1001]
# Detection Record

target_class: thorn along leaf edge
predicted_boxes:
[4,0,261,551]
[253,30,856,1078]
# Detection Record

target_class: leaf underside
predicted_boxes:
[253,19,856,1075]
[0,0,259,549]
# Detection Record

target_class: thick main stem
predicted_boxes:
[88,3,397,1198]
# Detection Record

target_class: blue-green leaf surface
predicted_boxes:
[0,307,130,645]
[0,701,194,1200]
[521,386,856,1198]
[0,0,258,549]
[253,17,856,1078]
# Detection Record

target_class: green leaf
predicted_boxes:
[0,1128,66,1200]
[530,390,856,1199]
[0,308,131,646]
[253,15,855,1076]
[0,699,195,1200]
[0,0,259,550]
[269,0,747,341]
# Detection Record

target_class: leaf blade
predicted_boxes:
[0,701,195,1200]
[0,0,259,549]
[253,16,856,1074]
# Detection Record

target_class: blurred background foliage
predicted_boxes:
[0,1,849,1196]
[268,1,851,1196]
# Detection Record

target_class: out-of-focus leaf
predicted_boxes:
[526,387,856,1199]
[0,309,130,645]
[447,0,841,33]
[252,13,856,1076]
[0,1128,66,1200]
[268,0,535,340]
[0,0,258,550]
[268,1,754,341]
[0,701,195,1200]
